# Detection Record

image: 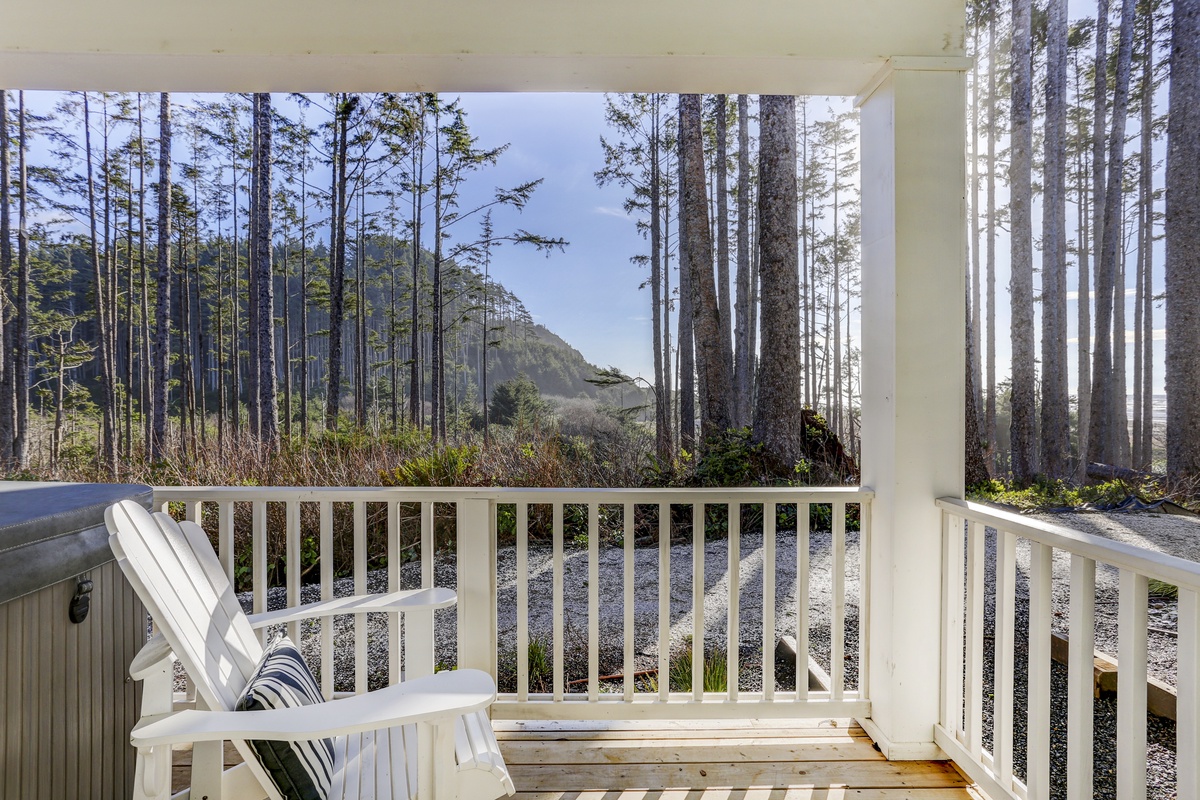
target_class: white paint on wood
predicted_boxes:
[1066,555,1095,800]
[859,62,967,754]
[1116,569,1148,799]
[1179,587,1199,800]
[993,529,1016,788]
[1026,542,1052,800]
[964,520,984,760]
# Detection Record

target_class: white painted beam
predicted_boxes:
[1,0,965,93]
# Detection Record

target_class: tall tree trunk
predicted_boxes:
[985,6,999,473]
[300,176,309,439]
[247,99,261,440]
[649,99,669,463]
[677,110,696,453]
[84,93,118,473]
[713,95,735,422]
[679,94,732,444]
[254,93,279,447]
[408,102,426,431]
[1009,0,1037,483]
[0,90,12,468]
[1165,0,1200,483]
[1074,37,1094,484]
[1092,0,1137,467]
[151,93,172,459]
[13,93,28,470]
[734,95,752,427]
[431,107,445,442]
[751,95,803,467]
[1089,0,1112,465]
[970,16,984,431]
[1040,0,1070,478]
[325,95,350,431]
[1136,5,1155,470]
[966,285,990,486]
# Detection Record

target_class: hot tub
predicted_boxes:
[0,480,153,799]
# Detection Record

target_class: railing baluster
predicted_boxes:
[623,502,634,701]
[218,501,234,584]
[1067,554,1096,800]
[993,527,1016,788]
[940,511,964,735]
[516,503,529,702]
[588,502,599,702]
[286,500,301,645]
[797,502,809,702]
[553,503,564,702]
[319,500,333,699]
[831,501,845,701]
[728,502,740,702]
[407,501,434,680]
[658,502,670,703]
[1027,541,1052,800]
[456,498,496,678]
[353,501,367,693]
[858,500,871,697]
[1180,587,1199,800]
[692,501,705,701]
[1117,568,1148,799]
[252,500,267,646]
[763,502,776,702]
[387,501,400,685]
[964,519,984,758]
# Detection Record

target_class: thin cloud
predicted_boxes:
[594,206,634,221]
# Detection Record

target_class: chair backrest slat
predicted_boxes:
[107,500,263,711]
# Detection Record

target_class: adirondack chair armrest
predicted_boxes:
[130,668,496,748]
[130,632,176,680]
[245,587,457,629]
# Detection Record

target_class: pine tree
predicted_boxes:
[679,94,732,443]
[752,95,804,467]
[1165,0,1200,482]
[1009,0,1038,482]
[1040,0,1070,478]
[151,92,172,459]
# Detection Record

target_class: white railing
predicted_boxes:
[152,486,872,721]
[937,498,1200,800]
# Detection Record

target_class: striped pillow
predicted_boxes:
[235,636,334,800]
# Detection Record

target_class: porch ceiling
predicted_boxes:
[2,0,965,95]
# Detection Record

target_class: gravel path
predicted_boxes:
[233,508,1197,799]
[247,530,863,695]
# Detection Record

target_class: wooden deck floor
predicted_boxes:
[494,720,984,800]
[172,719,986,799]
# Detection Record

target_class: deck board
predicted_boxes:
[170,719,986,799]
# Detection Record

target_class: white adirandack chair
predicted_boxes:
[106,499,516,800]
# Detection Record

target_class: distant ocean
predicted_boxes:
[1124,394,1167,424]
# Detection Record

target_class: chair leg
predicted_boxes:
[433,721,458,800]
[191,739,225,800]
[132,745,172,800]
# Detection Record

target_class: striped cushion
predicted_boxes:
[236,636,334,800]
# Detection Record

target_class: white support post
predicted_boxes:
[858,57,968,759]
[457,497,497,677]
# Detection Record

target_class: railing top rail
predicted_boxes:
[152,485,873,503]
[937,496,1200,591]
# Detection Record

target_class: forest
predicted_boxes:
[0,0,1196,493]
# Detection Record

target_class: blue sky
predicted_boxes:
[445,93,656,381]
